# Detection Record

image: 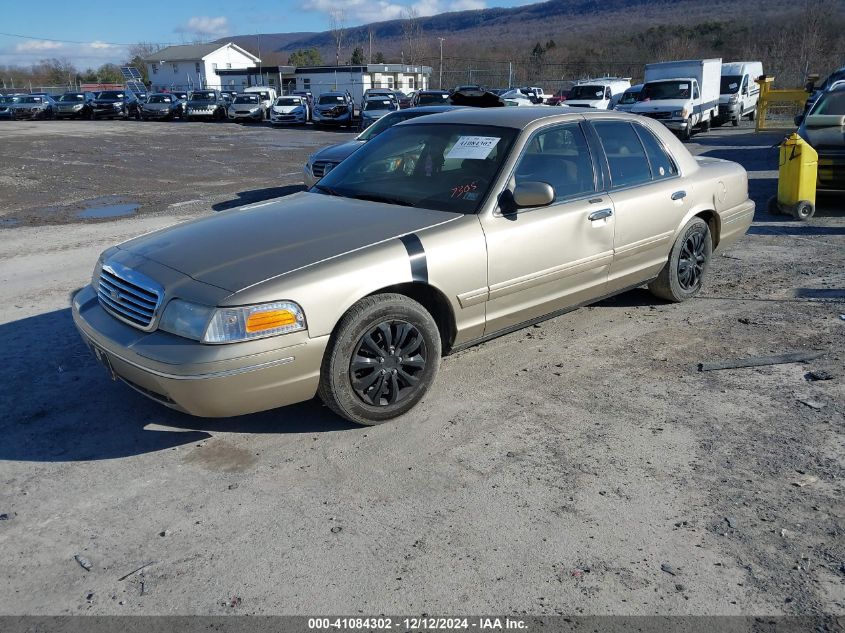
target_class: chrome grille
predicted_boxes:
[97,263,163,331]
[311,161,336,178]
[642,111,671,120]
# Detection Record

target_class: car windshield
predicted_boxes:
[720,75,742,94]
[319,95,345,104]
[417,93,449,105]
[249,92,270,100]
[809,90,845,115]
[234,95,259,104]
[314,123,518,214]
[191,92,215,101]
[97,92,124,99]
[21,96,43,103]
[58,94,85,102]
[640,81,692,100]
[618,90,640,104]
[356,110,432,141]
[570,85,604,100]
[148,95,173,103]
[275,97,301,106]
[364,99,393,111]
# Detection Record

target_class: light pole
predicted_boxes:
[438,37,445,90]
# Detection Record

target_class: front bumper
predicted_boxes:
[229,110,263,121]
[271,113,307,124]
[72,285,328,417]
[314,111,352,124]
[186,108,219,117]
[142,109,177,119]
[717,103,741,121]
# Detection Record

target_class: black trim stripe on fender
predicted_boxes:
[399,234,428,283]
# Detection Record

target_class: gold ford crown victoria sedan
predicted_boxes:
[72,108,754,425]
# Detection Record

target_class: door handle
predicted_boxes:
[588,208,613,221]
[671,190,687,201]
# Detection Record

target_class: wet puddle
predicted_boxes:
[75,196,139,220]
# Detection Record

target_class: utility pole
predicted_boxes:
[438,37,445,90]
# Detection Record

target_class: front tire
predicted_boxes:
[318,293,441,426]
[648,217,712,302]
[792,200,815,221]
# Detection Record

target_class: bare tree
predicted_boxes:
[402,8,424,65]
[330,9,346,67]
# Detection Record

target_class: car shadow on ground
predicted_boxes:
[0,308,356,463]
[212,185,306,211]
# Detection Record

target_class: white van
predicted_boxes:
[565,78,631,109]
[715,61,763,126]
[243,86,278,119]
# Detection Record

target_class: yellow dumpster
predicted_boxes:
[768,133,818,220]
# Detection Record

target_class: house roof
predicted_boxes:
[145,42,260,63]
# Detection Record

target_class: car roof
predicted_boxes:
[405,106,656,129]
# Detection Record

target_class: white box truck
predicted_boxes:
[631,58,721,140]
[565,77,632,109]
[714,61,763,126]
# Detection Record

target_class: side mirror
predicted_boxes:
[512,181,555,208]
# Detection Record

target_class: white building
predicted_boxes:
[144,43,261,92]
[216,64,432,102]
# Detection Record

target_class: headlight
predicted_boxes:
[159,299,306,343]
[73,104,83,111]
[91,259,103,290]
[204,301,306,344]
[729,94,739,104]
[159,300,215,341]
[113,102,122,108]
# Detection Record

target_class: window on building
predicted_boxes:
[212,63,218,71]
[303,78,311,90]
[151,64,158,75]
[195,62,201,74]
[172,63,178,73]
[407,78,415,90]
[386,76,394,89]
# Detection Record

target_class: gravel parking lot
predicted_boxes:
[0,118,843,616]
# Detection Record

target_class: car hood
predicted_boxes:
[313,140,365,163]
[798,122,845,150]
[115,191,459,293]
[94,99,123,105]
[272,104,304,114]
[316,103,349,111]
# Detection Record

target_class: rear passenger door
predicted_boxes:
[588,119,689,293]
[480,121,615,333]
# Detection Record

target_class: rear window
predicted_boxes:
[275,97,302,106]
[97,92,124,99]
[148,95,173,103]
[416,93,449,105]
[592,121,652,188]
[364,99,393,110]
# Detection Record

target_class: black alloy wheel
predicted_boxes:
[677,229,707,292]
[349,320,427,407]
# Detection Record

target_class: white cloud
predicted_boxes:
[176,16,231,38]
[89,41,116,50]
[302,0,486,24]
[448,0,485,10]
[15,40,65,52]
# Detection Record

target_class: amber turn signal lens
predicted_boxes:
[246,309,297,333]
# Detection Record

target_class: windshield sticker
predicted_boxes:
[446,136,501,160]
[679,84,689,90]
[729,83,738,89]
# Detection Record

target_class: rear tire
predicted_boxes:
[648,217,712,302]
[680,124,692,141]
[748,109,756,121]
[318,293,441,426]
[731,117,739,127]
[701,118,711,133]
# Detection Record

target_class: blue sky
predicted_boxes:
[1,0,534,69]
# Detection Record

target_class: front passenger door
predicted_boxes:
[480,122,615,333]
